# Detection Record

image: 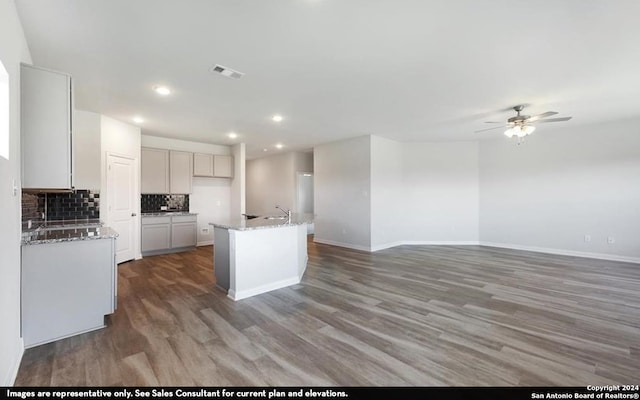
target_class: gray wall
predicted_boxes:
[0,0,32,385]
[314,136,372,250]
[370,136,403,248]
[314,127,638,263]
[479,118,640,261]
[316,135,480,251]
[246,151,313,215]
[396,141,479,247]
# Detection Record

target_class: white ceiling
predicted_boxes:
[15,0,640,159]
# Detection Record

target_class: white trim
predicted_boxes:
[197,240,213,247]
[312,238,371,252]
[2,337,24,386]
[479,241,640,264]
[228,276,301,301]
[313,238,639,264]
[371,240,480,252]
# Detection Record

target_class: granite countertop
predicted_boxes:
[210,213,314,231]
[142,212,198,216]
[21,225,119,245]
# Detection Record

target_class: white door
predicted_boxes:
[107,154,136,263]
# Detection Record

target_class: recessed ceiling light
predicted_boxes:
[133,116,144,124]
[227,132,238,139]
[272,115,283,122]
[263,148,268,152]
[275,143,284,149]
[153,85,171,96]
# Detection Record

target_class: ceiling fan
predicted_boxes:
[475,105,572,139]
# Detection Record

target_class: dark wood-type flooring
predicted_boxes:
[16,239,640,386]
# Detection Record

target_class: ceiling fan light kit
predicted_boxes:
[504,124,535,138]
[475,104,572,143]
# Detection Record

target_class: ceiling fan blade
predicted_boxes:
[526,111,559,122]
[484,121,504,124]
[475,125,507,133]
[534,116,572,123]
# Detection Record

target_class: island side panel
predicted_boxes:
[297,224,308,280]
[229,225,301,300]
[213,226,230,291]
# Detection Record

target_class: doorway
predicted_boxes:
[296,172,314,234]
[107,154,137,263]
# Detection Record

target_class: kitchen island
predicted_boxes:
[209,214,312,301]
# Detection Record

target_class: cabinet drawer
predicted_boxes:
[141,216,172,225]
[172,215,197,223]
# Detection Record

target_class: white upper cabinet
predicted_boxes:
[169,150,193,194]
[72,110,101,190]
[141,147,169,194]
[213,155,233,178]
[193,153,214,177]
[142,148,192,194]
[194,153,233,178]
[21,64,73,189]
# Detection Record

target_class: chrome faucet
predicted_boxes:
[275,205,291,220]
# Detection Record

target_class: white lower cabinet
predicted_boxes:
[142,214,197,256]
[141,217,171,252]
[171,216,198,248]
[21,238,117,348]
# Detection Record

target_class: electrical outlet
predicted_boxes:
[584,235,591,243]
[607,236,616,244]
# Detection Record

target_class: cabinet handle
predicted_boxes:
[131,213,137,217]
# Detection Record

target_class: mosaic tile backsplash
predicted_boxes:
[22,190,100,227]
[141,194,189,213]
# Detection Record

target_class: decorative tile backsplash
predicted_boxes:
[22,190,100,227]
[141,194,189,213]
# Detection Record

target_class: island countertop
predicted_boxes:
[209,213,313,231]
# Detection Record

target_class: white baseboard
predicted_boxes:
[312,237,639,264]
[228,276,301,301]
[197,240,213,247]
[480,241,640,264]
[312,238,371,252]
[371,240,480,252]
[2,337,24,386]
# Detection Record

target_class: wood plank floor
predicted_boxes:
[15,239,640,386]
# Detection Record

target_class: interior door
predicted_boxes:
[107,154,136,263]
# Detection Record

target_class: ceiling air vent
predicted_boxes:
[210,64,244,80]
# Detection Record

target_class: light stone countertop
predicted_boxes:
[21,226,119,245]
[209,213,314,231]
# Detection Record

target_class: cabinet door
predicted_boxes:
[73,110,101,190]
[21,239,113,348]
[171,222,197,248]
[170,150,193,194]
[21,64,73,189]
[141,148,169,194]
[193,153,214,177]
[141,223,171,252]
[213,155,233,178]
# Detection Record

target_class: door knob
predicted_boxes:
[131,213,137,217]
